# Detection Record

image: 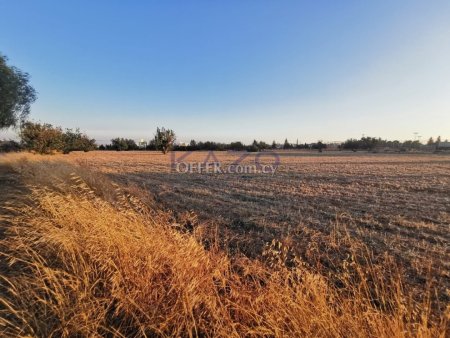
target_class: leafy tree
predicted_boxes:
[342,138,359,151]
[258,141,270,150]
[19,121,64,154]
[436,136,441,144]
[229,141,245,151]
[0,54,37,129]
[154,127,176,154]
[146,139,157,150]
[189,139,197,150]
[110,137,137,151]
[125,139,139,150]
[62,128,96,153]
[271,140,277,149]
[342,137,381,151]
[246,140,260,152]
[19,122,96,154]
[427,137,434,145]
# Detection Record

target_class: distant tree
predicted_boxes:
[98,144,106,150]
[316,141,326,153]
[0,54,37,129]
[19,121,64,154]
[283,138,291,149]
[342,137,380,151]
[111,138,129,151]
[247,140,260,152]
[125,139,139,150]
[436,136,441,144]
[342,139,359,151]
[229,141,245,151]
[271,140,277,149]
[62,128,96,153]
[154,127,175,154]
[146,139,157,150]
[258,141,270,150]
[401,140,421,149]
[189,139,197,150]
[427,137,434,145]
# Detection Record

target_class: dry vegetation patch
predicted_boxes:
[0,153,449,337]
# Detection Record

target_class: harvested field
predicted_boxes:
[68,151,450,304]
[0,151,449,336]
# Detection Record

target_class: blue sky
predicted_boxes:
[1,1,449,144]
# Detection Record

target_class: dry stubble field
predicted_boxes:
[69,151,450,302]
[1,150,449,336]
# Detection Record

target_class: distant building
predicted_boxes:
[138,139,147,149]
[437,141,450,150]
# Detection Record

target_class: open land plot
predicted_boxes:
[62,151,450,307]
[1,150,449,336]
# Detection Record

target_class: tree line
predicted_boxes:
[340,136,445,151]
[98,138,328,152]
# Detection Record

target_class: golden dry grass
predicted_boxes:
[0,152,449,337]
[63,151,450,306]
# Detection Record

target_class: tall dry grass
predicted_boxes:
[0,154,448,337]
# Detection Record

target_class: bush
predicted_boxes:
[0,140,22,152]
[110,138,138,151]
[63,128,97,154]
[20,122,64,154]
[19,121,96,154]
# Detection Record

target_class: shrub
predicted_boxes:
[19,121,64,154]
[19,122,97,154]
[62,128,97,154]
[0,140,22,152]
[110,138,138,151]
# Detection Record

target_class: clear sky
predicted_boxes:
[1,0,449,144]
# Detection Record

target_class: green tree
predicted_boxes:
[154,127,176,154]
[271,140,277,149]
[189,139,197,150]
[258,141,269,150]
[0,54,37,129]
[63,128,96,153]
[111,138,130,151]
[427,137,434,145]
[19,122,64,154]
[247,140,260,152]
[229,141,244,151]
